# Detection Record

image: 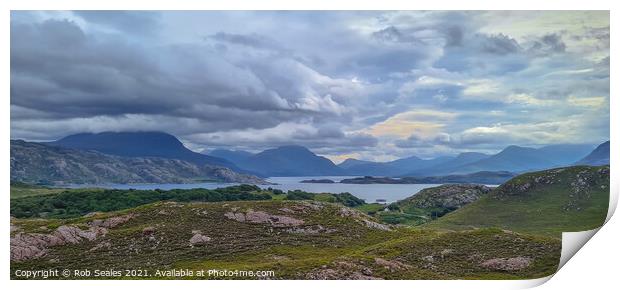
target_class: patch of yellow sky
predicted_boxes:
[364,109,457,138]
[324,109,458,163]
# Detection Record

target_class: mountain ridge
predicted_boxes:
[575,141,610,166]
[10,140,266,185]
[49,131,239,170]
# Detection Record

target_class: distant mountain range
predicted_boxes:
[11,131,609,182]
[338,143,601,177]
[435,144,596,175]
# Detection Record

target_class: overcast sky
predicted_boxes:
[10,11,609,162]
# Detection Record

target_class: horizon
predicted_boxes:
[10,130,605,164]
[10,11,610,163]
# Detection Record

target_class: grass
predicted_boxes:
[425,166,609,237]
[10,165,608,279]
[11,200,561,280]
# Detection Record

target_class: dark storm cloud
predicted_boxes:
[10,11,610,159]
[527,33,566,56]
[10,18,353,134]
[480,33,522,55]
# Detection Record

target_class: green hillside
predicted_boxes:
[374,184,491,226]
[426,166,609,237]
[11,165,610,279]
[11,200,560,280]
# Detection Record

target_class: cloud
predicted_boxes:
[10,11,609,160]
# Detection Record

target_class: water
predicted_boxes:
[68,176,442,203]
[264,176,441,203]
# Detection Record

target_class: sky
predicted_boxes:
[10,11,610,162]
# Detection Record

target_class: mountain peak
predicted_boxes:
[238,145,343,176]
[49,131,238,169]
[575,141,609,166]
[275,145,311,151]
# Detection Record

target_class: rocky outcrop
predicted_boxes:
[480,257,531,271]
[10,214,135,261]
[285,225,336,235]
[339,206,391,231]
[224,210,305,227]
[189,231,211,246]
[305,260,382,280]
[374,258,412,272]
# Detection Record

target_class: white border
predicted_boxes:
[2,1,617,290]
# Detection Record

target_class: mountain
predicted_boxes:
[10,140,266,185]
[406,152,490,176]
[237,145,345,177]
[338,158,375,170]
[49,131,238,169]
[575,141,610,166]
[339,161,401,176]
[340,156,454,176]
[387,155,452,172]
[443,144,595,174]
[208,149,254,165]
[425,165,609,236]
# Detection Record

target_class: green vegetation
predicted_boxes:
[426,166,609,237]
[10,165,610,279]
[11,184,367,219]
[355,203,386,215]
[10,181,104,199]
[11,201,560,280]
[366,184,491,226]
[10,185,273,219]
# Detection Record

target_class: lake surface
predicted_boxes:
[68,176,443,203]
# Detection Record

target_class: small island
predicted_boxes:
[300,179,336,183]
[339,171,516,185]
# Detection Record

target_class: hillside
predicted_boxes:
[375,184,492,225]
[425,165,610,236]
[11,198,560,279]
[10,140,265,185]
[49,132,239,170]
[575,141,610,166]
[238,145,345,177]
